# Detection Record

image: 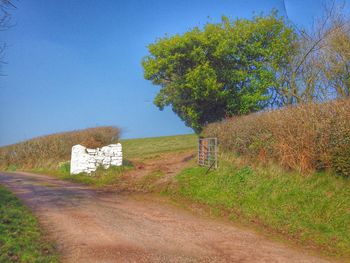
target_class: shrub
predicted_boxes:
[0,126,120,169]
[204,99,350,176]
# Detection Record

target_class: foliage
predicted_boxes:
[142,13,296,132]
[322,19,350,98]
[168,154,350,258]
[274,1,350,105]
[0,126,120,170]
[0,185,58,263]
[204,99,350,176]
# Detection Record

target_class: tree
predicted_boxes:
[142,13,296,133]
[273,0,350,105]
[321,11,350,98]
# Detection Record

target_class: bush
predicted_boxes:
[204,99,350,176]
[0,126,120,169]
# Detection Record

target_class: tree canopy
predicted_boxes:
[142,13,296,133]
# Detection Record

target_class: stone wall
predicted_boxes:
[70,143,122,175]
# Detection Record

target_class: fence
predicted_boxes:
[198,137,218,169]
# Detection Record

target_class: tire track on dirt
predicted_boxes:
[0,171,332,263]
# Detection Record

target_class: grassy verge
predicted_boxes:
[166,154,350,259]
[30,164,133,187]
[0,185,58,263]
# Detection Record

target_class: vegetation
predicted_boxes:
[143,2,350,132]
[168,154,350,258]
[0,126,120,170]
[142,13,295,132]
[31,164,131,187]
[205,99,350,176]
[0,185,58,263]
[278,2,350,105]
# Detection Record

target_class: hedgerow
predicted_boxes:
[204,99,350,176]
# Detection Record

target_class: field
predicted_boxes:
[0,185,58,263]
[28,134,197,187]
[122,134,198,159]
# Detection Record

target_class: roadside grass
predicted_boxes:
[30,163,133,187]
[0,185,58,263]
[121,134,197,160]
[166,153,350,259]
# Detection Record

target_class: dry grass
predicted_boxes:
[0,126,120,170]
[204,99,350,176]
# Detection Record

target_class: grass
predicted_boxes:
[167,153,350,259]
[30,162,133,187]
[136,169,166,191]
[0,185,58,263]
[121,134,197,159]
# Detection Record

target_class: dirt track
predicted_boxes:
[0,171,331,263]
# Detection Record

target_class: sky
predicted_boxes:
[0,0,349,146]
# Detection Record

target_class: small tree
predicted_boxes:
[142,13,296,133]
[274,0,350,105]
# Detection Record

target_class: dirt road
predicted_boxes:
[0,171,331,263]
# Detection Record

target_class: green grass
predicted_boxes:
[30,163,133,187]
[121,134,197,159]
[0,185,58,263]
[167,154,350,258]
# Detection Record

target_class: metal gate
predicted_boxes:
[198,137,218,169]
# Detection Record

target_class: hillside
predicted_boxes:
[121,134,197,159]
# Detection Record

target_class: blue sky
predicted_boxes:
[0,0,349,146]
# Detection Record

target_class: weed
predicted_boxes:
[0,185,58,262]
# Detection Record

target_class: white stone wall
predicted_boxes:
[70,143,122,175]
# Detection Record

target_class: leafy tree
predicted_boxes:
[142,13,296,133]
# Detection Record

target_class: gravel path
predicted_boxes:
[0,171,331,263]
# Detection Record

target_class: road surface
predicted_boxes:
[0,172,331,263]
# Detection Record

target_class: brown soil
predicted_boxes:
[114,151,196,191]
[0,165,333,263]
